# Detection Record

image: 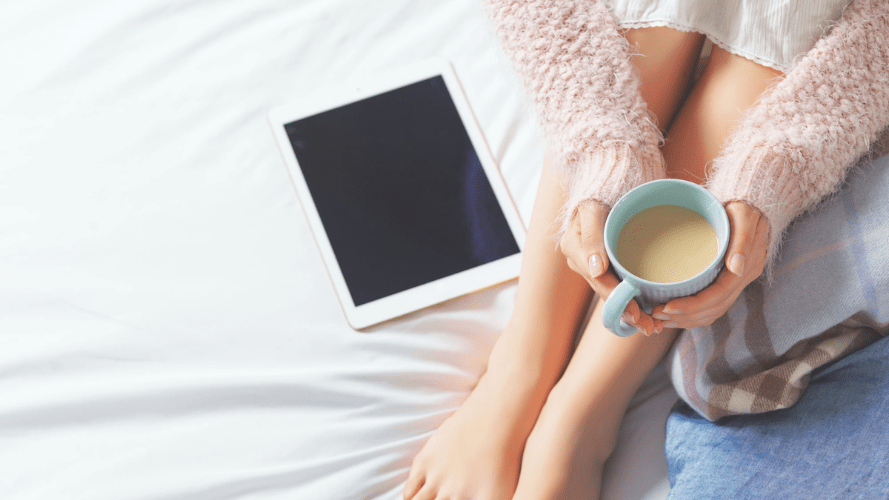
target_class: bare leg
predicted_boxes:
[404,25,706,500]
[403,145,595,500]
[514,303,679,499]
[619,26,707,133]
[512,44,785,500]
[664,44,784,183]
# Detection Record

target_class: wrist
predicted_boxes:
[557,145,666,243]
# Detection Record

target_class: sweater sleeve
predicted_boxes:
[485,0,666,245]
[707,0,889,267]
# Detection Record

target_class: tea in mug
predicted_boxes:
[616,205,718,283]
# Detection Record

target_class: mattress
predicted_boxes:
[0,0,676,498]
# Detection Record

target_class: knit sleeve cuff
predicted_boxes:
[706,147,828,268]
[553,143,666,246]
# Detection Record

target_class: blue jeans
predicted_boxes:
[665,334,889,499]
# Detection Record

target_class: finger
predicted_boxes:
[652,318,665,334]
[621,299,641,329]
[650,304,670,333]
[654,299,720,329]
[578,203,609,278]
[664,294,740,329]
[583,266,655,335]
[662,311,723,330]
[660,204,768,320]
[650,304,669,333]
[724,202,761,277]
[592,267,621,296]
[584,262,624,300]
[651,304,670,321]
[561,214,592,282]
[623,300,658,336]
[662,267,746,317]
[591,265,657,335]
[752,215,770,264]
[566,257,597,290]
[566,249,630,316]
[663,278,747,327]
[636,312,657,336]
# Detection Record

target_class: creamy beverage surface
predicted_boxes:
[616,205,718,283]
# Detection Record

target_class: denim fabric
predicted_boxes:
[665,334,889,499]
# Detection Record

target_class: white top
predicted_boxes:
[607,0,854,70]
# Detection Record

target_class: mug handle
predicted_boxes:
[602,280,640,337]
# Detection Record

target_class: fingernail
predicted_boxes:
[652,313,670,321]
[663,307,682,315]
[728,253,745,276]
[665,321,679,328]
[588,254,604,277]
[622,312,633,324]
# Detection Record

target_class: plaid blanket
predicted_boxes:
[668,153,889,421]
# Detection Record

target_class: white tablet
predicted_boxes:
[268,59,526,330]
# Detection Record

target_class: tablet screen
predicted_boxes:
[285,76,521,306]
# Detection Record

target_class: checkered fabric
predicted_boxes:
[668,153,889,421]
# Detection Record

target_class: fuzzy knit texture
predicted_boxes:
[484,0,667,247]
[487,0,889,268]
[706,0,889,266]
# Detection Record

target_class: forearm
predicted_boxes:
[486,158,595,393]
[707,0,889,265]
[552,302,679,459]
[485,0,666,243]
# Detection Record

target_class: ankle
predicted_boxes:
[477,359,547,410]
[542,380,624,463]
[486,321,574,385]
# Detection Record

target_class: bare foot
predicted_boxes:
[511,380,615,500]
[403,362,545,500]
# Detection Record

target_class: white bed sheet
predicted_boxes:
[0,0,676,498]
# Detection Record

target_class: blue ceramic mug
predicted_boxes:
[602,179,730,337]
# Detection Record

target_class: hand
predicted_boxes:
[559,202,658,336]
[650,201,769,330]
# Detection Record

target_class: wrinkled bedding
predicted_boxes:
[0,1,675,498]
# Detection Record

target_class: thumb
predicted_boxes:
[724,202,759,276]
[578,203,610,278]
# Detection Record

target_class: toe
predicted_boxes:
[413,482,438,500]
[403,468,425,500]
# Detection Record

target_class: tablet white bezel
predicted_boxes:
[268,58,526,330]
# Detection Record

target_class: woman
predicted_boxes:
[405,1,889,499]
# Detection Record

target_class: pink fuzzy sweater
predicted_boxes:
[486,0,889,265]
